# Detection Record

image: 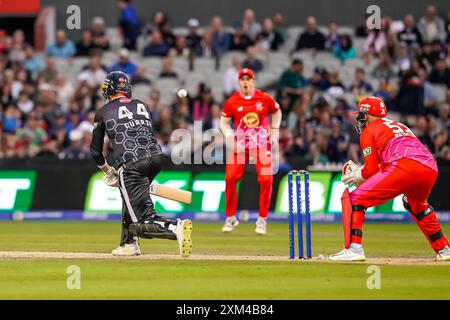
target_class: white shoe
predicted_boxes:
[329,247,366,261]
[111,241,141,256]
[255,217,267,235]
[176,219,193,258]
[222,216,239,233]
[437,246,450,261]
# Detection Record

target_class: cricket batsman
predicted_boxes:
[219,68,282,235]
[90,71,193,257]
[330,96,450,261]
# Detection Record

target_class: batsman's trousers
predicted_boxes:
[117,154,165,245]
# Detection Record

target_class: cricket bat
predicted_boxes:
[149,183,192,204]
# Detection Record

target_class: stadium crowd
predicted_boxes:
[0,1,449,168]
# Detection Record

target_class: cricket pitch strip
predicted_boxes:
[0,251,445,266]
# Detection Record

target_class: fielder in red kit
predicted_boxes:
[330,96,450,261]
[219,68,282,235]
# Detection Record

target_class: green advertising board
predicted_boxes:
[0,170,36,212]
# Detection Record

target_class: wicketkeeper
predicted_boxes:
[89,71,193,257]
[330,96,450,261]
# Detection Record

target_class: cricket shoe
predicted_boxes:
[111,241,141,256]
[255,217,267,235]
[437,246,450,261]
[329,247,366,261]
[176,219,193,258]
[222,216,239,233]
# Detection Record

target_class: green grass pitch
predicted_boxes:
[0,221,449,299]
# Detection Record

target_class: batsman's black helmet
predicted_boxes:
[101,71,132,100]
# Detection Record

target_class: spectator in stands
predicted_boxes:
[272,11,288,42]
[229,23,253,52]
[186,18,202,53]
[417,5,446,43]
[414,115,433,149]
[154,104,174,134]
[223,55,242,97]
[34,135,59,158]
[333,34,356,62]
[78,53,107,97]
[211,16,231,55]
[277,59,305,111]
[59,129,90,160]
[150,11,176,48]
[420,42,433,68]
[16,112,47,157]
[326,22,340,51]
[51,75,72,113]
[436,103,450,134]
[110,48,138,79]
[350,67,373,95]
[428,57,450,87]
[373,76,395,108]
[17,91,34,115]
[395,70,425,116]
[131,66,151,85]
[295,16,326,51]
[118,0,141,50]
[196,30,219,59]
[242,9,262,41]
[23,45,44,79]
[363,17,389,57]
[398,14,423,50]
[324,70,345,98]
[143,31,169,57]
[242,46,263,73]
[395,42,412,76]
[306,141,329,165]
[418,68,438,113]
[255,18,284,51]
[146,88,161,119]
[47,29,76,58]
[203,103,221,131]
[327,118,349,163]
[90,17,110,51]
[191,83,214,122]
[9,30,27,63]
[76,30,94,57]
[38,56,58,83]
[170,35,190,58]
[307,66,328,92]
[372,51,395,79]
[159,57,178,79]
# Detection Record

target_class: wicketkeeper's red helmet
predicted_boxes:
[353,96,388,133]
[357,96,387,117]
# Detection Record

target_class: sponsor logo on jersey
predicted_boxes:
[256,102,263,111]
[237,106,244,112]
[363,147,372,157]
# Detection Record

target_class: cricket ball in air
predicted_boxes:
[177,88,188,98]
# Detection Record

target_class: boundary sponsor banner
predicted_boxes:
[2,210,450,223]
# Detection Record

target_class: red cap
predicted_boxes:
[356,96,387,117]
[238,68,255,80]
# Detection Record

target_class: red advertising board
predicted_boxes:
[0,0,40,14]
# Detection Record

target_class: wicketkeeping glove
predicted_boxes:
[341,165,366,187]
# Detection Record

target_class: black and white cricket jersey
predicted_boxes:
[90,97,162,168]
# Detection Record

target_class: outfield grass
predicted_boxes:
[0,221,449,299]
